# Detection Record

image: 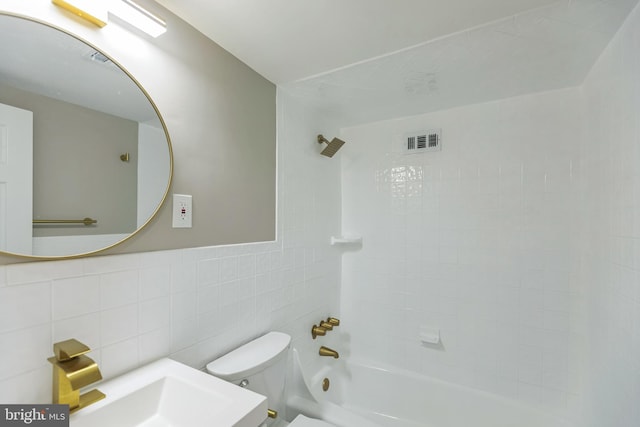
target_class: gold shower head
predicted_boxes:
[317,134,345,158]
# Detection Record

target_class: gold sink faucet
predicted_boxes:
[47,339,105,413]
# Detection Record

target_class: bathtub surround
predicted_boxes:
[341,87,585,416]
[0,90,342,404]
[581,3,640,427]
[339,2,640,425]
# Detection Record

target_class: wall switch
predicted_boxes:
[172,194,192,228]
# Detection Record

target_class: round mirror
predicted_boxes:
[0,13,173,258]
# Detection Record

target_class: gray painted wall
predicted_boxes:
[1,84,138,237]
[0,0,277,263]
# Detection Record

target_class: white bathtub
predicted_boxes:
[287,350,572,427]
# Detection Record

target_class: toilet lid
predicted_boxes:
[289,414,336,427]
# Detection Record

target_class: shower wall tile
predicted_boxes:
[0,266,6,287]
[581,3,640,426]
[341,87,584,416]
[0,90,342,404]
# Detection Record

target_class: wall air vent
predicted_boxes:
[86,50,119,71]
[404,129,441,154]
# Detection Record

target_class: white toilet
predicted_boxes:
[206,332,335,427]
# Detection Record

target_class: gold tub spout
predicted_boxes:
[47,339,105,413]
[319,346,339,359]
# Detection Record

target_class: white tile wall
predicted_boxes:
[0,90,342,404]
[340,87,586,417]
[581,3,640,426]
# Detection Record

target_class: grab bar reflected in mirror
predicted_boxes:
[33,217,97,226]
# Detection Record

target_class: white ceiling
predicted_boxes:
[154,0,639,125]
[153,0,560,84]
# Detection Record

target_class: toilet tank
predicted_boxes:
[206,332,291,415]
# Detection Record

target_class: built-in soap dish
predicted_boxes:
[330,236,363,245]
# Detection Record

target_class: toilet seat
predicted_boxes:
[289,414,336,427]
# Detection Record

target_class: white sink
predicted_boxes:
[70,358,267,427]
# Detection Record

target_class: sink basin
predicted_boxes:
[70,358,267,427]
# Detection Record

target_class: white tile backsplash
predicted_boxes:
[139,267,171,301]
[0,325,50,381]
[52,276,100,320]
[100,338,139,379]
[100,304,139,346]
[100,270,139,310]
[6,259,83,286]
[0,282,50,333]
[53,313,101,350]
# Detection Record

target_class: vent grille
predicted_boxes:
[87,51,119,70]
[404,129,441,154]
[90,51,112,64]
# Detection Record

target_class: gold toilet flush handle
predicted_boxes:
[267,409,278,419]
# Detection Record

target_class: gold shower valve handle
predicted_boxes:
[267,409,278,419]
[319,321,334,331]
[311,325,327,339]
[327,317,340,327]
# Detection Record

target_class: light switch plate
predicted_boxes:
[172,194,192,228]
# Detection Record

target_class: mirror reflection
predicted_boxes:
[0,13,172,258]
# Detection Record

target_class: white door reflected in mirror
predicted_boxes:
[0,103,33,254]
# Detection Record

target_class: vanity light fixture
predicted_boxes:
[109,0,167,38]
[51,0,108,27]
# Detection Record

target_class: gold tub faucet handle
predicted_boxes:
[311,325,327,339]
[319,321,334,331]
[327,317,340,327]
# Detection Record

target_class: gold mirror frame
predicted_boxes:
[0,12,173,260]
